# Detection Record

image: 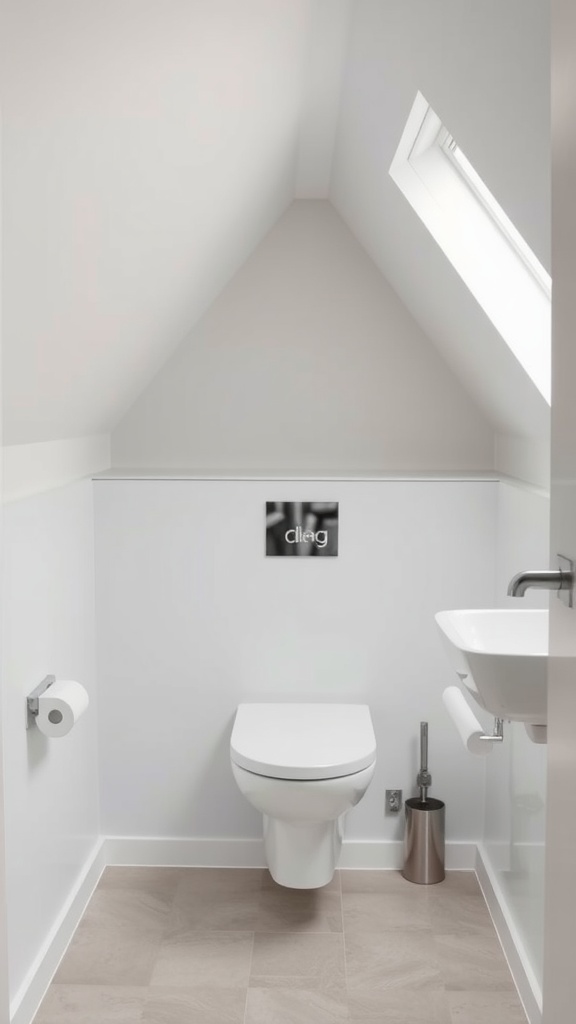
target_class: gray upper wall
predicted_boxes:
[113,201,494,471]
[1,1,550,480]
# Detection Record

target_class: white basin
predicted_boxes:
[435,609,548,725]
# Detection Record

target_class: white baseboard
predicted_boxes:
[10,838,107,1024]
[337,839,475,870]
[103,835,477,871]
[104,835,266,867]
[476,843,542,1024]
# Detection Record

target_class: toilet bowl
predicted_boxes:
[230,703,376,888]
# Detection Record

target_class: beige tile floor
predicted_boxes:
[33,867,528,1024]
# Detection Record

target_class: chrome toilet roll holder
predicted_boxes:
[26,675,55,729]
[478,717,505,743]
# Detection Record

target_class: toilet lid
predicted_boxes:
[230,703,376,780]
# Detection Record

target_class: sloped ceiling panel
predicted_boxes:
[1,0,315,444]
[330,0,550,443]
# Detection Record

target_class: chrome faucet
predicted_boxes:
[507,555,575,606]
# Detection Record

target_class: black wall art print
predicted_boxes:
[265,502,339,557]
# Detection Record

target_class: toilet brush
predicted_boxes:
[402,720,446,883]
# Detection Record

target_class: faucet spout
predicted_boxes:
[507,569,574,598]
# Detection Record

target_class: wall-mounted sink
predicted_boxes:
[435,609,548,725]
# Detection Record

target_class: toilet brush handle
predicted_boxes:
[417,721,432,793]
[420,721,428,772]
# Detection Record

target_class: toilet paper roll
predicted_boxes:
[442,686,493,756]
[35,679,89,737]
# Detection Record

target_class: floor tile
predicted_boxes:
[250,931,345,993]
[167,889,260,932]
[447,990,528,1023]
[347,988,451,1023]
[78,887,173,934]
[434,871,482,895]
[341,869,420,894]
[245,986,349,1023]
[53,928,161,987]
[174,867,264,896]
[150,930,253,988]
[53,886,171,986]
[342,892,431,931]
[345,930,443,1016]
[142,986,247,1023]
[32,984,146,1023]
[427,889,493,933]
[434,930,519,991]
[255,887,343,932]
[99,867,182,900]
[53,896,166,987]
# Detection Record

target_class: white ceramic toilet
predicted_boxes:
[230,703,376,888]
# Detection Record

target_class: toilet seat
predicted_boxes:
[230,703,376,781]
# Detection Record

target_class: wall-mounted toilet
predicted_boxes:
[230,703,376,888]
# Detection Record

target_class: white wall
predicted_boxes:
[113,202,494,473]
[483,480,550,997]
[94,477,496,846]
[1,480,100,1007]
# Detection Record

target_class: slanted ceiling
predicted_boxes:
[1,0,549,464]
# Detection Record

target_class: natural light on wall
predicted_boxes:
[389,92,551,404]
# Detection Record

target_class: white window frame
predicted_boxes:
[389,92,551,404]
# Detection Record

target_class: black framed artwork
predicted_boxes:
[265,502,339,557]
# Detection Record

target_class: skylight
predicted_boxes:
[389,92,551,404]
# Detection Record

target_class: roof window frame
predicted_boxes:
[389,92,551,404]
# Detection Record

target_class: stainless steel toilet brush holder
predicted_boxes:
[402,721,445,884]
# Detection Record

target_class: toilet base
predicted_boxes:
[264,813,344,888]
[230,760,376,889]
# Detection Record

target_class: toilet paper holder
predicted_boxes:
[478,717,505,743]
[26,675,55,728]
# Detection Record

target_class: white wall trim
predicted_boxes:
[339,839,477,871]
[3,436,111,503]
[476,842,542,1024]
[10,838,106,1024]
[103,835,477,871]
[95,468,500,482]
[104,836,266,868]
